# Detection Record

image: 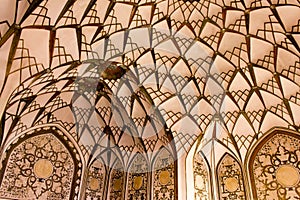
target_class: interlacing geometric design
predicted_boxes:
[0,0,299,199]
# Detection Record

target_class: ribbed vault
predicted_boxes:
[0,0,299,198]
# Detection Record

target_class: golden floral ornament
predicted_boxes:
[133,176,143,190]
[113,178,122,191]
[159,170,171,185]
[89,177,100,191]
[33,159,54,179]
[224,177,240,192]
[276,165,300,187]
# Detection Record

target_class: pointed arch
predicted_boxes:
[108,157,126,200]
[85,157,106,199]
[0,126,83,199]
[193,151,212,200]
[248,128,300,200]
[127,153,149,200]
[152,147,176,200]
[216,153,246,200]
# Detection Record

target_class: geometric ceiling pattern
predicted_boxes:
[0,0,299,167]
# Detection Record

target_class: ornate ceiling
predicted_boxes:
[0,0,299,171]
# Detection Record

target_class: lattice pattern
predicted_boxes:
[0,0,299,198]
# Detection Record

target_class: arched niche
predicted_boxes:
[152,148,176,200]
[127,153,149,200]
[0,126,82,199]
[108,158,125,200]
[193,151,211,200]
[85,158,106,199]
[249,129,300,199]
[217,153,246,200]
